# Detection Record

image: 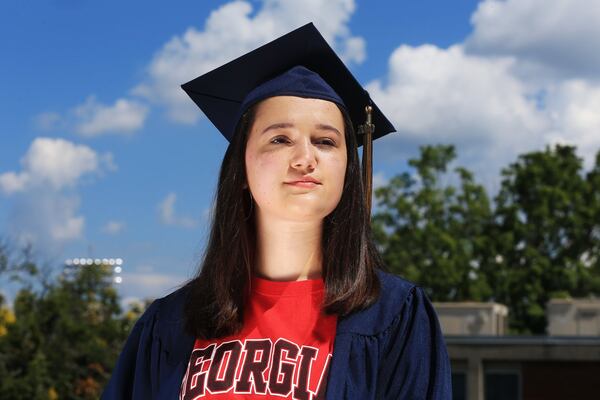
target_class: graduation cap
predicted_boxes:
[181,22,396,216]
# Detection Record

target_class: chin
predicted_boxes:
[284,203,335,221]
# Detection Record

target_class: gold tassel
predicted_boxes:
[358,105,374,220]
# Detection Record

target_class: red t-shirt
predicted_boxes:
[180,275,338,399]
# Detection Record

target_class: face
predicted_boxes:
[245,96,347,222]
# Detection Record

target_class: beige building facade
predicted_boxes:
[434,299,600,400]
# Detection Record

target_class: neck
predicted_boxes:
[254,212,323,281]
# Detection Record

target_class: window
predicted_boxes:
[484,367,521,400]
[452,372,467,400]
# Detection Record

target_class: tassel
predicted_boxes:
[358,105,374,220]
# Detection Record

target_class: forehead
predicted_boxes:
[253,96,344,123]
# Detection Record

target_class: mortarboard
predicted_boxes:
[181,22,396,216]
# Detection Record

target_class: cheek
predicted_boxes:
[326,154,348,198]
[334,151,348,180]
[245,152,281,194]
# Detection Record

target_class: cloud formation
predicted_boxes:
[158,192,199,229]
[72,96,149,137]
[544,80,600,164]
[369,0,600,182]
[6,193,85,245]
[0,137,113,194]
[35,97,149,137]
[36,0,362,135]
[133,0,365,123]
[369,45,543,143]
[0,138,115,252]
[466,0,600,80]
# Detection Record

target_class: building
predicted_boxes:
[434,299,600,400]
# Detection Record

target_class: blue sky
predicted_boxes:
[2,0,599,304]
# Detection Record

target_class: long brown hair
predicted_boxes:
[183,102,384,339]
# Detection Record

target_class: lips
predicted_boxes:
[284,176,322,187]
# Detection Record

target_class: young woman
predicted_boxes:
[102,24,451,400]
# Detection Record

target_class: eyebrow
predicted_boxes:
[315,123,341,137]
[261,122,341,136]
[261,122,294,135]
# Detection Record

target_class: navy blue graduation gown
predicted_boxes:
[102,270,452,399]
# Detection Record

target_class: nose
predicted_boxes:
[290,138,316,172]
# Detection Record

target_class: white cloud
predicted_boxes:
[466,0,600,80]
[7,192,85,250]
[367,33,600,185]
[102,220,125,235]
[34,97,149,137]
[368,44,547,177]
[0,137,115,252]
[51,206,84,240]
[133,0,364,123]
[545,79,600,166]
[369,45,544,142]
[0,171,28,194]
[0,137,112,194]
[367,0,600,177]
[38,0,362,131]
[72,96,149,137]
[158,192,198,228]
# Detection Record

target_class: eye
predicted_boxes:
[270,136,291,144]
[315,137,337,147]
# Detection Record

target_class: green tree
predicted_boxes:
[373,144,600,334]
[0,243,141,399]
[583,150,600,286]
[373,145,493,302]
[493,145,600,333]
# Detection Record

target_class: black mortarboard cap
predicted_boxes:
[180,22,396,146]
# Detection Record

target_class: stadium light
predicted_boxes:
[64,257,124,284]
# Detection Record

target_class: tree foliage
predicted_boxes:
[373,145,494,302]
[0,243,142,399]
[492,145,600,333]
[374,144,600,334]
